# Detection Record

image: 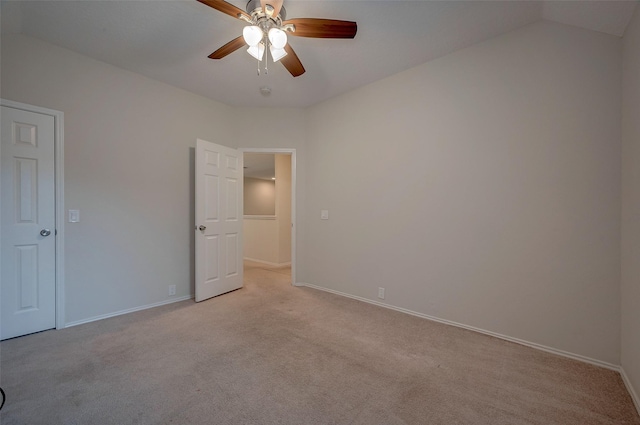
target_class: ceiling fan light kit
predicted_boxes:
[268,28,287,49]
[198,0,357,77]
[269,45,287,62]
[243,25,263,46]
[247,43,265,61]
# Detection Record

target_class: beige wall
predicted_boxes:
[276,154,292,264]
[2,19,633,372]
[243,218,279,264]
[244,177,276,216]
[304,21,622,364]
[622,4,640,407]
[1,34,234,324]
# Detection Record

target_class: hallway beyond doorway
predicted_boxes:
[244,260,291,285]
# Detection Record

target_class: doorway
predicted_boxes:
[241,149,296,285]
[1,99,65,339]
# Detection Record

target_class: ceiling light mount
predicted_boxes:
[259,86,272,96]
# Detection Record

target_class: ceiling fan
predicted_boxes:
[197,0,357,77]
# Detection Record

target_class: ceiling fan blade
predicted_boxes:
[197,0,250,20]
[260,0,283,19]
[283,18,357,39]
[280,44,305,77]
[208,36,246,59]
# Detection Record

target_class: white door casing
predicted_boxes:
[195,139,243,302]
[1,105,56,339]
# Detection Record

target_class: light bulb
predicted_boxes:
[247,42,265,61]
[243,26,263,47]
[268,28,287,49]
[269,45,287,62]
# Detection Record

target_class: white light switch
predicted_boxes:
[68,209,80,223]
[321,210,329,220]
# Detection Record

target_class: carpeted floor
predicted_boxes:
[1,261,638,425]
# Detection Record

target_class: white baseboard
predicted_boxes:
[621,367,640,416]
[300,283,619,371]
[244,257,291,268]
[65,295,193,328]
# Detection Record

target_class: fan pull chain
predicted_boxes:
[264,40,269,75]
[257,58,260,76]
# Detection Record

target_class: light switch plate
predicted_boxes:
[321,210,329,220]
[68,209,80,223]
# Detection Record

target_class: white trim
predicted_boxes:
[244,257,291,268]
[1,99,66,330]
[621,367,640,416]
[239,148,296,286]
[65,295,192,328]
[244,215,276,220]
[301,282,619,371]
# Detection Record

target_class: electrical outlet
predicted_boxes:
[378,287,385,300]
[168,285,176,296]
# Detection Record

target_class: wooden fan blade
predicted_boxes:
[280,44,305,77]
[260,0,283,18]
[197,0,250,20]
[208,36,246,59]
[283,18,357,39]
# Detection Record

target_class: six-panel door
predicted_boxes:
[1,106,56,340]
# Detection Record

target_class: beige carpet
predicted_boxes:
[1,261,638,425]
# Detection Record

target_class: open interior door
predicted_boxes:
[195,139,243,302]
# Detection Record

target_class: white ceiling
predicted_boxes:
[1,1,637,108]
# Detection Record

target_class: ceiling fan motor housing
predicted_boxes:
[246,0,286,21]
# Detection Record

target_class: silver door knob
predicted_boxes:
[40,229,51,237]
[198,225,206,231]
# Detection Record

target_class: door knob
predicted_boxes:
[198,225,206,231]
[40,229,51,237]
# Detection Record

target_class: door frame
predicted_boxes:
[239,148,296,286]
[1,99,65,330]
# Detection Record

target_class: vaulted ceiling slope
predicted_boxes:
[1,1,637,108]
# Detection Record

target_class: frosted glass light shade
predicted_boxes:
[243,26,263,47]
[268,28,287,49]
[270,45,287,62]
[247,43,265,60]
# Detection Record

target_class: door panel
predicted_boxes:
[1,105,56,340]
[195,139,243,302]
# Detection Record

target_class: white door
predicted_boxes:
[1,105,56,340]
[195,139,243,302]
